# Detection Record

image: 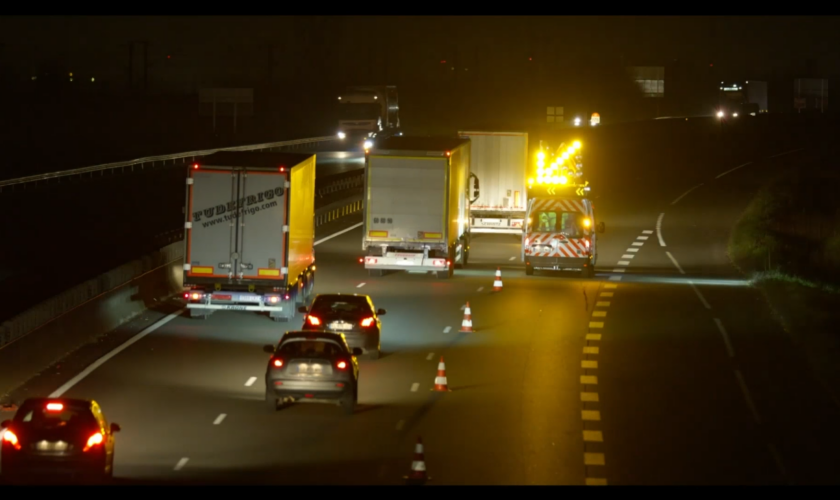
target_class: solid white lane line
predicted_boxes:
[410,383,419,392]
[656,213,666,247]
[426,353,434,360]
[49,308,186,398]
[443,326,452,333]
[637,235,649,240]
[688,280,711,309]
[627,248,639,252]
[396,420,405,431]
[621,254,634,259]
[357,282,366,288]
[735,370,761,424]
[213,414,226,425]
[245,377,257,387]
[49,224,368,399]
[642,230,653,234]
[716,161,753,179]
[617,261,630,266]
[174,458,189,471]
[671,183,703,205]
[314,222,363,246]
[477,287,484,292]
[509,256,516,261]
[714,318,734,357]
[611,268,626,273]
[665,251,685,274]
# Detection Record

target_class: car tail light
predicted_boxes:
[46,402,63,412]
[360,317,374,327]
[83,432,103,452]
[336,360,348,370]
[306,316,321,326]
[272,358,283,368]
[2,430,20,450]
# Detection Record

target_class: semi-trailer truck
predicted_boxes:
[458,131,528,235]
[337,86,399,139]
[361,136,476,279]
[182,151,316,321]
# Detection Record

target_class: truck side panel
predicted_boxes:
[288,155,316,283]
[447,143,470,242]
[461,132,527,211]
[366,156,447,243]
[186,170,236,280]
[238,170,289,281]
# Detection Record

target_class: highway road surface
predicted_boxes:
[5,120,840,484]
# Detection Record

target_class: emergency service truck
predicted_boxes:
[458,131,528,235]
[182,151,316,321]
[522,178,604,278]
[361,136,476,279]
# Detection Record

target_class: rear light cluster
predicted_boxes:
[83,432,103,452]
[306,315,321,326]
[336,360,347,370]
[360,317,375,327]
[183,291,203,300]
[2,429,20,450]
[272,358,284,368]
[46,402,63,411]
[432,259,447,267]
[365,257,378,264]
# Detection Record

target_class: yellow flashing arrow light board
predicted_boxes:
[529,181,589,198]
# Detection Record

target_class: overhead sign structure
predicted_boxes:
[199,88,254,133]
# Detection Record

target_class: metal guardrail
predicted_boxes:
[0,135,339,191]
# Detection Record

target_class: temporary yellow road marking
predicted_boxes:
[585,333,601,341]
[584,346,599,354]
[583,430,603,442]
[582,360,598,369]
[586,478,607,486]
[581,392,599,402]
[582,410,601,421]
[596,301,610,307]
[589,322,604,328]
[593,311,606,317]
[584,453,605,466]
[580,375,598,385]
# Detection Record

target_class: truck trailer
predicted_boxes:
[458,131,528,235]
[182,151,316,321]
[361,136,475,279]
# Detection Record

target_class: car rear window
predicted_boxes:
[279,340,346,357]
[15,404,98,432]
[310,296,371,315]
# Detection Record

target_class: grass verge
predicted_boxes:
[728,169,840,402]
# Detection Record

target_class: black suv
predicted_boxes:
[263,331,362,414]
[299,293,385,359]
[1,398,120,483]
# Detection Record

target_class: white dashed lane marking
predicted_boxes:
[509,256,516,261]
[631,242,644,246]
[477,286,484,292]
[671,183,703,205]
[626,248,639,253]
[245,377,257,387]
[617,261,630,266]
[443,326,451,333]
[174,458,189,471]
[357,282,366,288]
[426,353,434,360]
[689,280,711,309]
[636,235,649,240]
[213,414,226,425]
[642,230,653,234]
[410,383,419,392]
[621,254,634,259]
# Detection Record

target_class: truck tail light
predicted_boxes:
[268,296,279,304]
[432,259,446,267]
[365,257,378,264]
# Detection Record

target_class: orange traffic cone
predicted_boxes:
[432,356,451,392]
[404,436,430,484]
[459,302,473,332]
[493,268,503,291]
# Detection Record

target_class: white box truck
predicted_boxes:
[458,131,528,234]
[361,136,475,279]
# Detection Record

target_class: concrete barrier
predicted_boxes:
[0,241,184,399]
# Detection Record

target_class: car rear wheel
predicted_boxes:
[264,387,277,411]
[341,387,357,415]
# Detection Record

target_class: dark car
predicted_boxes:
[263,331,363,415]
[1,398,120,483]
[298,293,385,359]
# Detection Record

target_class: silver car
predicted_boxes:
[263,331,362,415]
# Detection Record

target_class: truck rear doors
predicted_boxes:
[186,168,288,282]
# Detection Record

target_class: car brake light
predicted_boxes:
[273,358,283,367]
[360,317,374,327]
[46,403,63,412]
[307,316,321,326]
[2,430,20,450]
[83,432,103,452]
[336,360,347,369]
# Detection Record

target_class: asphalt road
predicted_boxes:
[5,117,840,484]
[0,148,363,323]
